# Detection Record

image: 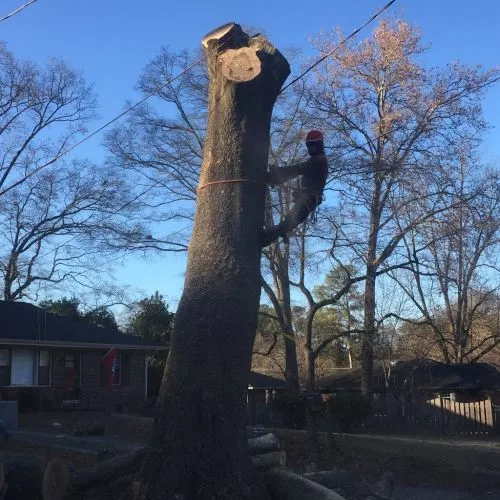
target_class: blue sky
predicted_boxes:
[2,0,499,308]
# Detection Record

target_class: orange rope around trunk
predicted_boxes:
[197,178,267,193]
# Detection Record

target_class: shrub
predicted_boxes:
[327,392,371,432]
[272,391,307,429]
[18,389,41,413]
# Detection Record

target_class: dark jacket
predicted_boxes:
[274,154,328,195]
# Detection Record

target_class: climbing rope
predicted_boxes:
[196,177,308,197]
[196,178,267,193]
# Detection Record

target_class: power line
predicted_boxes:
[3,0,497,215]
[2,2,398,193]
[278,0,397,94]
[0,0,37,23]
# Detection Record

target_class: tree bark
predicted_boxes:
[42,459,69,500]
[278,259,300,392]
[278,274,300,394]
[247,433,280,454]
[250,451,286,469]
[361,264,376,397]
[361,175,382,398]
[71,448,147,491]
[139,23,289,500]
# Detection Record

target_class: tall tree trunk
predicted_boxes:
[303,329,320,466]
[361,176,382,398]
[139,24,289,500]
[277,258,300,392]
[361,265,376,396]
[284,329,300,392]
[303,337,314,395]
[4,251,18,301]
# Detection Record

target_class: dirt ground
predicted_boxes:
[15,413,500,499]
[18,411,153,444]
[273,428,500,499]
[0,439,97,470]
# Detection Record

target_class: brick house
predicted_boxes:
[0,301,166,412]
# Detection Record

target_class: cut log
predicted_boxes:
[201,22,235,48]
[261,467,347,500]
[472,468,500,478]
[80,473,139,500]
[70,447,147,491]
[248,433,280,455]
[303,470,367,498]
[3,459,44,500]
[250,451,286,469]
[71,434,281,492]
[0,463,6,500]
[373,471,394,499]
[42,459,69,500]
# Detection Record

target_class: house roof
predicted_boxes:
[424,362,500,390]
[0,301,166,350]
[317,358,500,393]
[248,371,287,389]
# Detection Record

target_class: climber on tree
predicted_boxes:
[260,130,328,247]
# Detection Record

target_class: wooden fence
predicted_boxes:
[248,396,498,439]
[364,397,496,438]
[248,401,283,428]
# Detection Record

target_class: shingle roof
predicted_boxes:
[248,371,287,389]
[317,358,500,393]
[0,301,165,350]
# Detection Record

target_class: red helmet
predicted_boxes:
[305,130,324,143]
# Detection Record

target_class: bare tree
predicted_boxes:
[0,43,192,302]
[259,81,312,392]
[0,44,145,301]
[0,159,151,301]
[391,157,500,363]
[104,48,208,248]
[0,43,96,196]
[307,19,500,395]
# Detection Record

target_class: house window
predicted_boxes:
[1,349,51,386]
[0,349,10,386]
[38,350,50,386]
[11,349,35,386]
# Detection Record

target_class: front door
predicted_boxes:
[63,352,80,401]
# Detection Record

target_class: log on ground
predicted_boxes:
[70,447,147,491]
[42,458,69,500]
[248,433,280,454]
[261,467,347,500]
[251,451,286,469]
[3,458,44,500]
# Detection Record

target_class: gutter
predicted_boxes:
[0,338,168,351]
